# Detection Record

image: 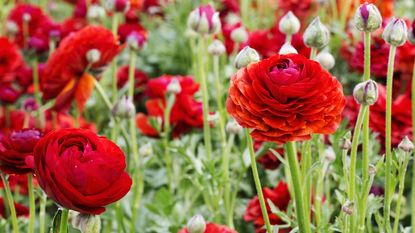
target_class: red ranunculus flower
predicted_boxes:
[396,41,415,76]
[226,53,345,143]
[0,198,29,218]
[255,141,282,170]
[0,110,35,135]
[0,129,42,174]
[178,222,237,233]
[343,84,413,147]
[33,128,132,214]
[244,181,291,233]
[136,75,205,137]
[42,111,97,133]
[117,23,148,43]
[0,37,24,80]
[41,26,123,111]
[0,174,38,195]
[277,0,316,21]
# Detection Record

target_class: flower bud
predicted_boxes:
[279,11,301,36]
[398,136,414,153]
[354,3,382,32]
[112,96,136,119]
[6,21,19,36]
[87,5,106,22]
[127,32,146,50]
[226,120,243,134]
[368,164,377,175]
[28,36,49,55]
[22,13,31,22]
[342,201,354,215]
[382,18,408,47]
[138,143,152,157]
[303,17,330,49]
[188,5,221,35]
[234,46,260,69]
[316,51,335,70]
[324,147,336,162]
[208,40,226,56]
[278,42,298,55]
[71,212,101,233]
[167,79,182,94]
[339,134,352,151]
[23,98,39,112]
[230,26,248,44]
[86,49,101,64]
[105,0,130,12]
[353,80,378,105]
[187,215,206,233]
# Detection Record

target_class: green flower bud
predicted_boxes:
[303,17,330,49]
[208,40,226,56]
[279,11,300,36]
[230,26,248,43]
[71,212,101,233]
[187,215,206,233]
[398,136,414,153]
[354,3,382,32]
[316,51,335,70]
[234,46,260,69]
[278,42,298,55]
[382,18,408,47]
[353,80,378,105]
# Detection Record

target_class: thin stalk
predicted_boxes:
[222,134,236,228]
[39,192,47,233]
[1,174,19,233]
[246,129,272,233]
[59,208,69,233]
[384,46,397,233]
[28,175,35,233]
[392,153,410,233]
[310,48,317,60]
[32,58,43,126]
[411,59,415,233]
[301,141,312,227]
[285,141,310,233]
[163,94,175,192]
[115,202,125,233]
[110,13,119,139]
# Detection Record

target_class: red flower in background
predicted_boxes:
[277,0,316,21]
[226,54,345,143]
[0,129,42,175]
[136,75,205,137]
[0,174,38,195]
[0,37,24,79]
[117,23,148,43]
[0,110,34,135]
[0,198,29,218]
[41,26,123,111]
[178,223,237,233]
[33,128,132,214]
[244,181,291,233]
[343,84,413,147]
[246,27,310,59]
[255,141,282,170]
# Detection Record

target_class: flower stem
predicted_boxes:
[392,153,410,233]
[28,174,35,233]
[310,48,317,60]
[246,129,272,233]
[222,134,236,228]
[384,45,397,233]
[59,208,69,233]
[1,174,19,233]
[39,192,47,233]
[285,141,311,233]
[163,94,175,192]
[348,105,368,232]
[32,57,44,127]
[411,59,415,233]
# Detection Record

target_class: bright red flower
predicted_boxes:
[0,110,34,135]
[277,0,316,21]
[0,37,24,80]
[244,181,291,233]
[136,75,205,137]
[178,223,237,233]
[60,17,89,39]
[0,129,42,175]
[41,26,123,111]
[226,53,345,143]
[343,84,413,147]
[33,128,132,214]
[0,198,29,218]
[42,111,97,133]
[0,174,38,195]
[117,23,147,44]
[396,42,415,76]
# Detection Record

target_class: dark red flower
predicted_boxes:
[33,128,132,214]
[117,23,147,44]
[343,84,413,147]
[0,84,21,104]
[0,129,42,175]
[396,42,415,76]
[226,53,345,143]
[0,174,38,195]
[244,181,291,233]
[136,75,205,137]
[277,0,316,21]
[178,222,237,233]
[0,198,29,218]
[255,141,282,170]
[0,37,24,80]
[60,17,89,39]
[42,111,97,133]
[41,26,123,111]
[0,110,34,135]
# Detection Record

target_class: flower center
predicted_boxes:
[269,58,301,85]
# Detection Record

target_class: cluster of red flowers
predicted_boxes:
[178,223,237,233]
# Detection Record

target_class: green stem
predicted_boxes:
[301,141,312,227]
[28,175,35,233]
[246,129,272,233]
[198,38,213,161]
[32,58,44,127]
[310,48,317,60]
[222,134,236,228]
[411,59,415,233]
[115,202,125,233]
[163,94,175,192]
[392,154,410,233]
[348,105,368,232]
[59,209,69,233]
[384,46,397,233]
[1,174,19,233]
[286,141,311,233]
[39,192,47,233]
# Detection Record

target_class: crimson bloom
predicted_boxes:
[41,26,123,111]
[117,23,148,44]
[136,75,205,137]
[0,198,29,218]
[0,37,24,80]
[226,53,345,143]
[244,181,291,233]
[33,128,132,214]
[0,129,42,175]
[0,174,38,195]
[178,223,237,233]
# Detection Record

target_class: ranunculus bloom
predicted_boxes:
[0,174,38,195]
[396,41,415,76]
[244,181,291,233]
[178,222,237,233]
[226,54,345,143]
[255,141,282,170]
[0,37,24,79]
[136,75,205,137]
[33,128,132,214]
[0,129,42,174]
[278,0,316,21]
[117,23,147,43]
[343,84,413,147]
[0,110,35,135]
[246,27,310,58]
[0,198,29,218]
[41,26,123,111]
[42,111,97,133]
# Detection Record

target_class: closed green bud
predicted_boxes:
[382,18,408,47]
[278,42,298,55]
[354,3,382,32]
[303,17,330,49]
[353,80,378,105]
[234,46,260,69]
[187,215,206,233]
[398,136,414,153]
[279,11,300,36]
[71,212,101,233]
[316,51,335,70]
